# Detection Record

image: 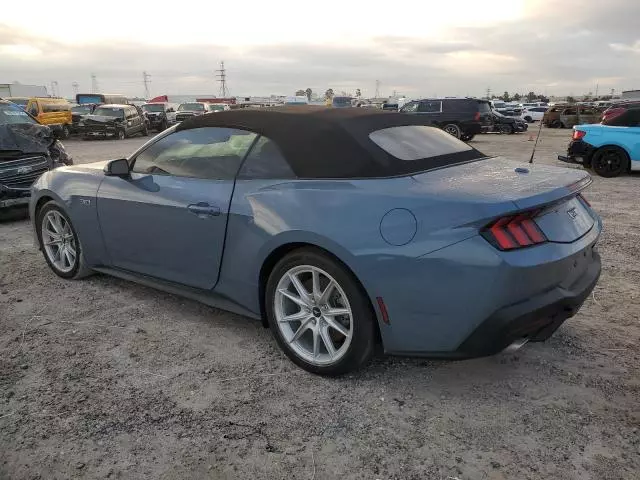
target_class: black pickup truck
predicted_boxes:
[0,100,72,209]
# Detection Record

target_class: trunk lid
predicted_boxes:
[410,157,594,243]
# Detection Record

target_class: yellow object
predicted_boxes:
[25,97,72,131]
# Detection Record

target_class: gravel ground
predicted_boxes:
[1,129,639,480]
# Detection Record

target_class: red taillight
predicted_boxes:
[474,111,481,121]
[482,211,547,250]
[572,129,586,140]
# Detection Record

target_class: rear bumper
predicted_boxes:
[557,140,594,165]
[456,250,600,357]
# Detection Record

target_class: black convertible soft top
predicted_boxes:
[176,105,483,178]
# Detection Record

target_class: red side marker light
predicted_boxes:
[376,297,390,325]
[572,129,586,140]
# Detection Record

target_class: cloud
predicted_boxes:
[1,1,639,99]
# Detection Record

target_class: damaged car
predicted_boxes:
[490,110,528,134]
[78,104,148,140]
[1,100,72,209]
[141,102,176,132]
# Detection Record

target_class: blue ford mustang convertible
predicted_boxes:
[30,107,602,375]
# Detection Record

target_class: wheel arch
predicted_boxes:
[591,144,632,171]
[258,242,382,343]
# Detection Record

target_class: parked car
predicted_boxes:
[25,97,73,138]
[70,104,97,134]
[206,103,231,113]
[490,110,528,134]
[601,101,640,124]
[399,97,493,141]
[521,106,548,123]
[79,104,148,140]
[141,102,176,131]
[332,96,353,108]
[175,102,209,122]
[1,100,71,209]
[29,106,601,375]
[543,106,600,128]
[558,107,640,177]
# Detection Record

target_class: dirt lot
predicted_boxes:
[1,129,639,479]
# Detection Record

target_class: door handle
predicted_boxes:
[187,202,221,217]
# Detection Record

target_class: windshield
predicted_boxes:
[72,105,92,114]
[142,104,165,112]
[93,107,124,118]
[178,103,205,111]
[208,105,226,111]
[0,103,37,125]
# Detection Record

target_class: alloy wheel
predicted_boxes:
[41,210,77,273]
[274,265,353,366]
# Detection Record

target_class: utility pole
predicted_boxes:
[374,80,380,98]
[143,71,151,99]
[486,87,492,99]
[216,61,228,97]
[50,81,58,97]
[595,83,599,99]
[91,73,99,94]
[72,82,79,96]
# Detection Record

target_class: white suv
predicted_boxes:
[521,106,548,123]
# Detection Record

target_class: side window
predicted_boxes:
[400,102,418,113]
[131,127,257,180]
[238,136,296,179]
[28,102,39,116]
[418,101,441,113]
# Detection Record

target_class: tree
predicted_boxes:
[305,88,312,101]
[324,88,334,99]
[502,91,510,102]
[566,96,576,103]
[355,88,362,98]
[526,91,536,102]
[295,89,305,97]
[513,93,521,101]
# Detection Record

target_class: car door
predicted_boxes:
[96,126,257,289]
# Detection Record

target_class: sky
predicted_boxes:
[1,0,639,99]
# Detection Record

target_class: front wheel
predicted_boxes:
[524,116,533,123]
[142,124,149,136]
[498,124,512,134]
[592,147,629,178]
[442,124,462,139]
[265,248,376,376]
[461,133,475,142]
[116,129,126,140]
[36,202,92,279]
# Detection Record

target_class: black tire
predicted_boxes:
[442,124,462,139]
[35,201,92,280]
[61,125,70,139]
[116,129,126,140]
[265,247,376,376]
[461,133,475,142]
[498,124,512,134]
[160,120,168,131]
[524,116,533,123]
[551,120,561,128]
[591,146,629,178]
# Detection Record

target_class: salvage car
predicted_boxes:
[1,100,71,209]
[70,104,96,135]
[558,107,640,177]
[491,110,528,134]
[141,103,176,132]
[30,106,601,375]
[543,106,600,128]
[79,104,148,140]
[175,102,209,122]
[399,97,493,141]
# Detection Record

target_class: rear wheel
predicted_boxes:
[551,120,561,128]
[524,116,533,123]
[142,124,149,136]
[265,248,376,376]
[461,133,475,142]
[442,124,462,139]
[592,146,629,178]
[36,202,92,279]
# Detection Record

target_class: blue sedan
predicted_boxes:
[30,107,602,375]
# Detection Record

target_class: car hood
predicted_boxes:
[0,123,54,156]
[83,115,122,124]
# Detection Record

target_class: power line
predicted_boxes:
[215,61,228,97]
[143,71,151,99]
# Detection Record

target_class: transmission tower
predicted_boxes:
[91,73,99,94]
[143,71,151,99]
[72,82,79,96]
[374,79,380,98]
[216,61,228,97]
[486,87,492,99]
[50,81,59,97]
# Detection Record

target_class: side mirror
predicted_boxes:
[104,158,130,177]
